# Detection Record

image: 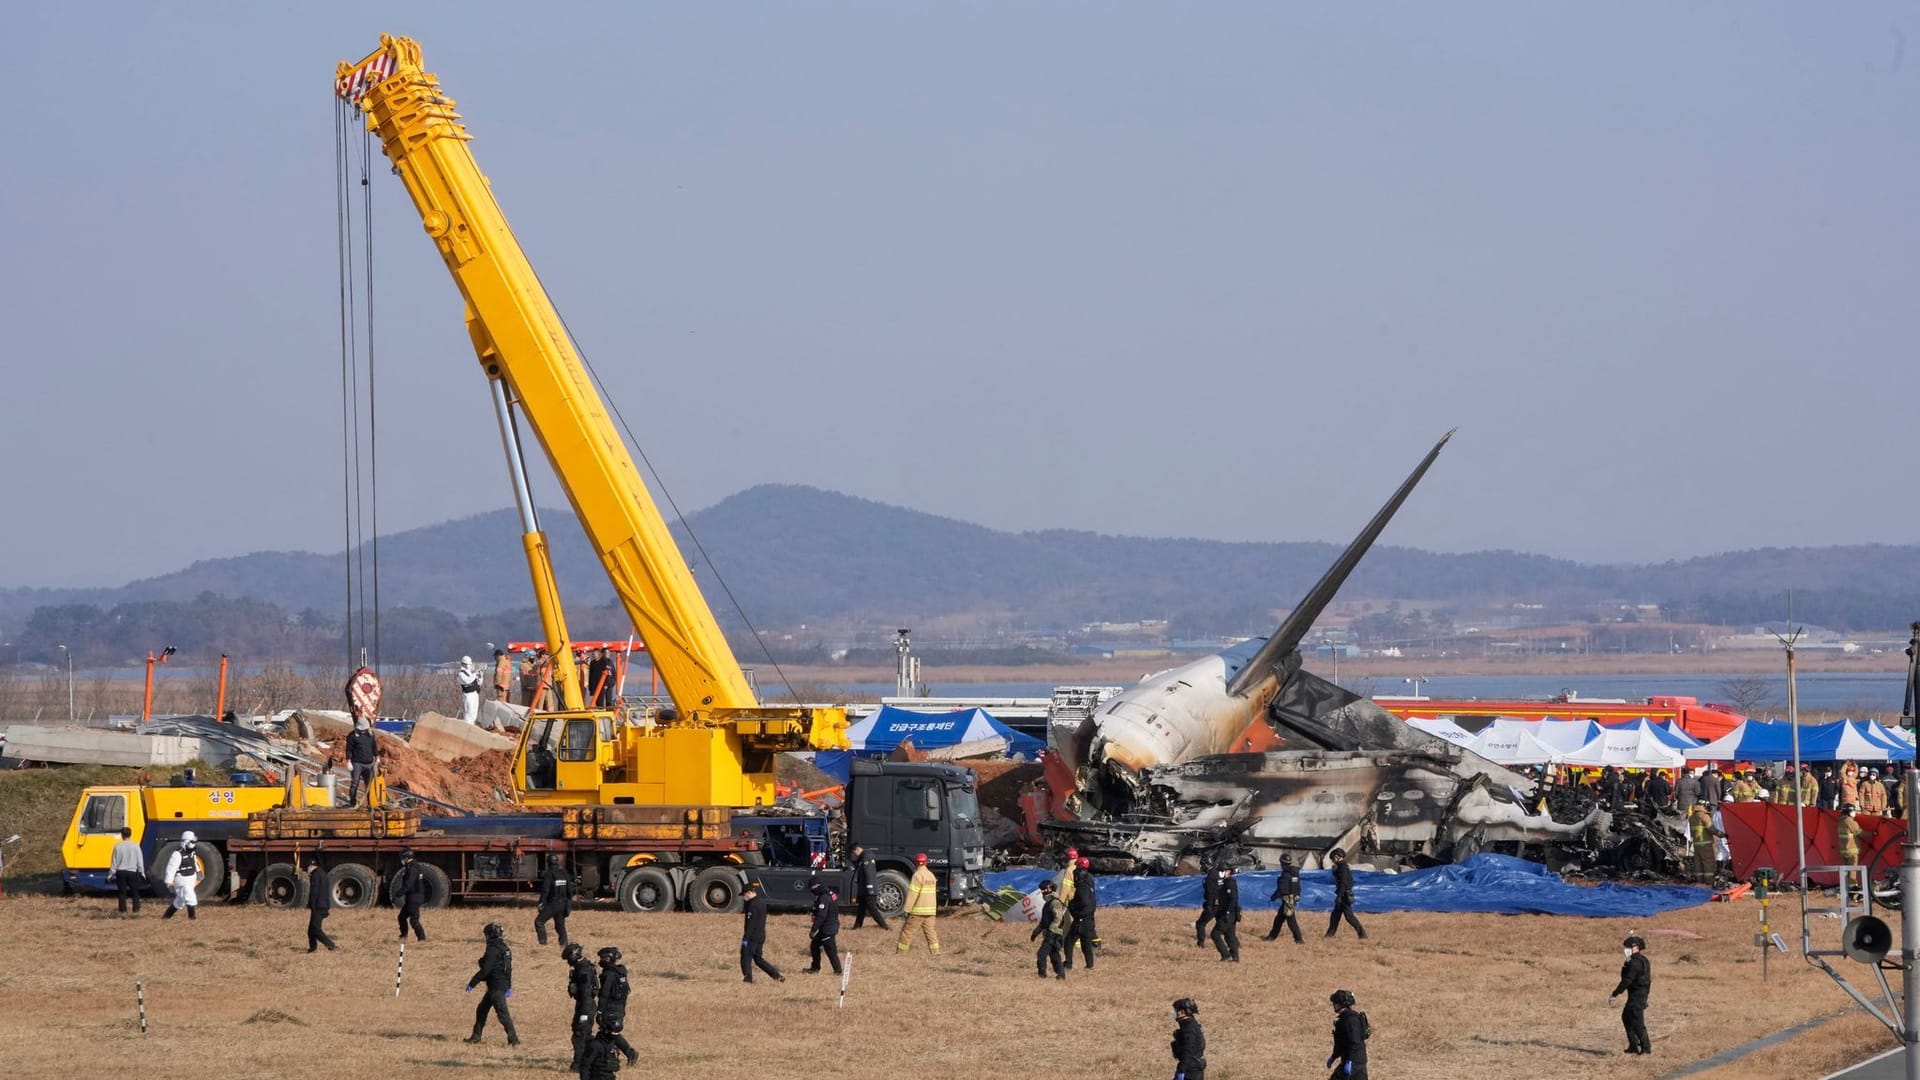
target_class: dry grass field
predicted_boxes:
[0,892,1896,1079]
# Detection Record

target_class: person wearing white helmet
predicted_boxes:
[456,656,482,724]
[162,832,202,921]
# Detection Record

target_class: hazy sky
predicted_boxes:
[4,4,1915,588]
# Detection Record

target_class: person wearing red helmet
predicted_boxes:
[1052,846,1080,910]
[896,853,940,955]
[1063,856,1099,970]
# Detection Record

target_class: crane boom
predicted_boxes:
[337,35,844,807]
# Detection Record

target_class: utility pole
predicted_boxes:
[1901,768,1919,1080]
[55,644,72,723]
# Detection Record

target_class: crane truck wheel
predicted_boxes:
[150,841,227,904]
[871,870,910,918]
[329,863,379,909]
[689,865,744,914]
[251,862,307,907]
[616,867,674,914]
[414,862,452,909]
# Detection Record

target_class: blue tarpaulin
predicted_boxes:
[983,854,1710,917]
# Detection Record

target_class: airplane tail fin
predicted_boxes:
[1225,429,1454,697]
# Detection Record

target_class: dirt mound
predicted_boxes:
[324,734,516,813]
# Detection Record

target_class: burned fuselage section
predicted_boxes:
[1052,672,1605,872]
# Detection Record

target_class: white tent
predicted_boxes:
[1532,719,1605,756]
[1465,718,1560,765]
[1558,724,1687,768]
[1405,717,1476,748]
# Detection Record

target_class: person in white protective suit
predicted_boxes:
[457,656,483,725]
[163,831,202,921]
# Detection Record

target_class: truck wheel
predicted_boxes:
[150,842,227,903]
[415,862,453,909]
[617,867,674,914]
[251,862,306,907]
[872,869,910,918]
[690,866,744,914]
[329,863,379,909]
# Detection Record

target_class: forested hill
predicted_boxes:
[5,485,1919,646]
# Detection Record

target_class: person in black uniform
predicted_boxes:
[596,947,639,1064]
[393,849,427,941]
[577,1027,624,1080]
[305,857,338,953]
[1610,934,1653,1054]
[805,880,843,975]
[587,649,612,708]
[562,943,597,1071]
[1327,988,1370,1079]
[1209,866,1242,962]
[849,844,890,930]
[1064,857,1099,970]
[739,878,784,984]
[1031,879,1067,979]
[535,854,573,948]
[1194,863,1221,947]
[1264,853,1304,943]
[1169,997,1206,1080]
[1326,848,1367,940]
[464,922,520,1046]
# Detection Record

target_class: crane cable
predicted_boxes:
[533,275,800,705]
[334,97,383,671]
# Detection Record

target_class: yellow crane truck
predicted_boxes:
[60,34,985,916]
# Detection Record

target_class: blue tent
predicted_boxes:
[1646,719,1703,750]
[814,706,1044,783]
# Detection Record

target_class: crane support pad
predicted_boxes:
[247,808,420,840]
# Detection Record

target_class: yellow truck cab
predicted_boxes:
[62,776,330,901]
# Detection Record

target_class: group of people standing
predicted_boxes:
[483,641,625,711]
[1032,849,1099,977]
[1192,848,1366,960]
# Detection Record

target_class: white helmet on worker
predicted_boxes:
[180,830,197,844]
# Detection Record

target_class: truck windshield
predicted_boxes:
[947,786,979,827]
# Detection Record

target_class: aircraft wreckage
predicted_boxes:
[1041,431,1692,876]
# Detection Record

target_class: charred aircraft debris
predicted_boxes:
[1043,431,1692,877]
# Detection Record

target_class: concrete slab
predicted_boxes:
[409,711,516,763]
[2,726,201,767]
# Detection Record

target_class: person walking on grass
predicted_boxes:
[464,922,519,1046]
[740,878,784,983]
[1194,860,1221,948]
[1610,935,1652,1055]
[306,857,338,952]
[1064,856,1099,970]
[393,848,428,941]
[805,880,843,975]
[1326,848,1367,940]
[1209,865,1242,962]
[1169,998,1206,1080]
[896,853,940,955]
[1264,853,1304,943]
[535,853,573,948]
[849,844,890,931]
[1032,879,1067,980]
[161,831,201,921]
[1327,989,1371,1078]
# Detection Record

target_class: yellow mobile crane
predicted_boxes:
[336,35,847,809]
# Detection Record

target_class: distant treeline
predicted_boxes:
[9,485,1920,660]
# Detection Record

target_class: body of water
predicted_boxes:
[820,671,1906,717]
